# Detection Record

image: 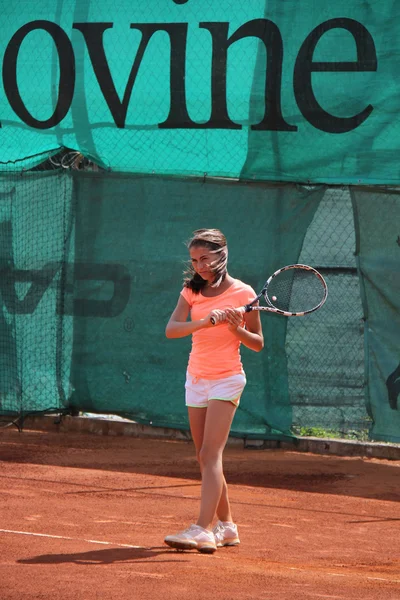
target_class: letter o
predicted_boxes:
[3,20,75,129]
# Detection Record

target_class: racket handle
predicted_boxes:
[210,306,246,325]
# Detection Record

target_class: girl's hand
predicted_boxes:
[225,307,243,331]
[203,309,226,327]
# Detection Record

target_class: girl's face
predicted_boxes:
[189,245,215,282]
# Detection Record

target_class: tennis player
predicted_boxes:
[164,229,264,553]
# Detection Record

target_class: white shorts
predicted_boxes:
[185,371,246,408]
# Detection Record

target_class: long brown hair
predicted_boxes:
[183,229,228,293]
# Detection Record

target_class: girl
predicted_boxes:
[164,229,264,554]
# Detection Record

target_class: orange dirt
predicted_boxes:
[0,428,399,600]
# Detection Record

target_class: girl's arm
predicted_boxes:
[224,307,264,352]
[165,295,225,339]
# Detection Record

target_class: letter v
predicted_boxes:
[74,22,161,129]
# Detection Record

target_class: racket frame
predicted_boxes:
[246,264,328,317]
[210,264,328,324]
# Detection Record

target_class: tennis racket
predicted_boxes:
[210,264,327,324]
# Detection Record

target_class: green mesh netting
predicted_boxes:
[3,170,396,440]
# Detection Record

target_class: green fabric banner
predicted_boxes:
[0,171,74,413]
[69,173,324,438]
[1,1,399,183]
[0,170,326,439]
[352,188,400,443]
[5,170,400,442]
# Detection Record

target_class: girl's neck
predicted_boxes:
[202,273,234,297]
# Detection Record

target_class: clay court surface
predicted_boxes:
[0,428,399,600]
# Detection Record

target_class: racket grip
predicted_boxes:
[210,316,216,325]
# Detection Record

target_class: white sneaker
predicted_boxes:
[164,524,217,554]
[213,520,240,547]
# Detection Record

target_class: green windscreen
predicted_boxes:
[3,170,397,441]
[351,188,400,442]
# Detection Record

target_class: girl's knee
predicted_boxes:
[198,445,222,468]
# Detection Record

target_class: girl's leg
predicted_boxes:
[188,406,234,524]
[216,478,233,523]
[195,400,237,530]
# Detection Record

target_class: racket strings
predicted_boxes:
[265,269,326,313]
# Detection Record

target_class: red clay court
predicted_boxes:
[0,427,399,600]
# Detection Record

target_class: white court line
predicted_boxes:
[0,529,143,548]
[288,565,400,584]
[367,577,400,583]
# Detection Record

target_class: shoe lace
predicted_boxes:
[184,524,200,534]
